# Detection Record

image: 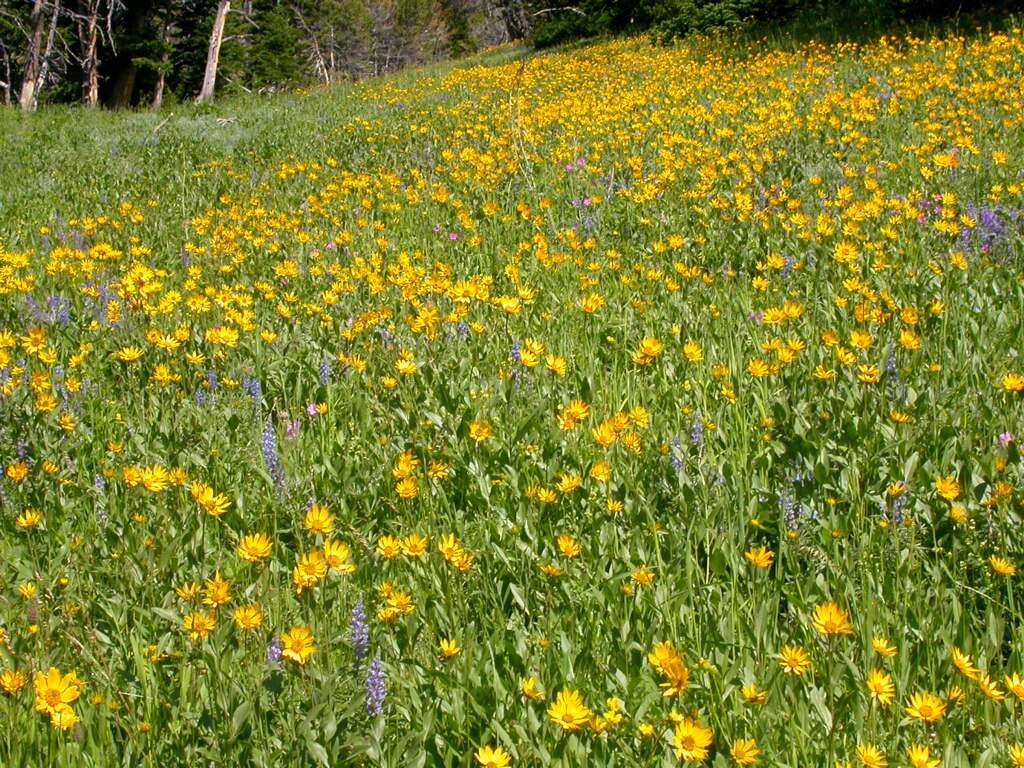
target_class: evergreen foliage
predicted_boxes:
[528,0,1024,46]
[0,0,1020,108]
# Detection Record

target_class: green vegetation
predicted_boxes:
[2,13,1024,768]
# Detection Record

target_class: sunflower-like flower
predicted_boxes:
[546,689,592,731]
[280,625,316,665]
[672,715,713,763]
[811,601,854,637]
[905,691,947,722]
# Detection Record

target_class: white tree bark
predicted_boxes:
[0,38,11,104]
[198,0,230,103]
[19,0,48,111]
[31,0,61,110]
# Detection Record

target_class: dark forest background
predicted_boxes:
[0,0,1018,111]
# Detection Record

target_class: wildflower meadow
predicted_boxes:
[2,20,1024,768]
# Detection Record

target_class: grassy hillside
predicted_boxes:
[1,23,1024,768]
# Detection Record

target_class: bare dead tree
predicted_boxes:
[19,0,49,111]
[0,36,11,104]
[198,0,230,102]
[398,1,450,69]
[73,0,100,106]
[461,0,507,47]
[327,24,335,78]
[291,3,329,83]
[151,20,170,110]
[530,5,584,16]
[496,0,529,41]
[30,0,61,110]
[369,0,397,76]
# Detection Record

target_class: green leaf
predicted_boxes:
[306,740,329,766]
[230,701,252,742]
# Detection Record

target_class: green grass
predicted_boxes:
[1,19,1024,768]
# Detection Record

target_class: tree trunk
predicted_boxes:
[31,0,61,110]
[104,0,155,108]
[110,63,136,108]
[151,22,169,111]
[198,0,230,103]
[79,2,100,108]
[19,0,48,111]
[499,0,529,41]
[328,27,336,82]
[0,39,11,105]
[152,69,165,110]
[292,3,328,84]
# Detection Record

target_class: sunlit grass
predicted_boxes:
[1,26,1023,768]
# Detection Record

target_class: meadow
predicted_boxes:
[1,20,1024,768]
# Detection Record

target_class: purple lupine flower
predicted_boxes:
[885,347,898,377]
[94,475,108,525]
[266,635,283,668]
[885,345,905,403]
[366,656,386,715]
[53,295,71,326]
[780,255,796,279]
[669,437,684,471]
[244,376,262,409]
[261,419,286,489]
[959,224,972,251]
[971,204,1011,257]
[509,340,522,386]
[25,296,46,324]
[350,598,369,661]
[891,486,908,526]
[780,489,799,533]
[690,411,704,448]
[195,389,207,407]
[319,357,331,386]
